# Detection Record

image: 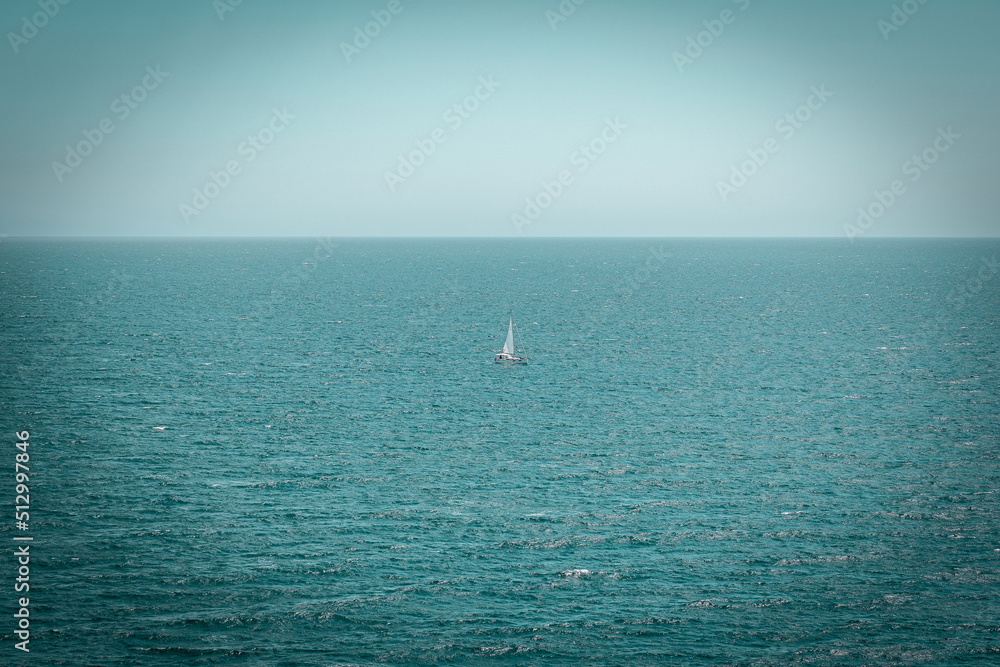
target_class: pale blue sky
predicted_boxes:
[1,0,998,237]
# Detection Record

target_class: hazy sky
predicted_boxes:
[1,0,998,237]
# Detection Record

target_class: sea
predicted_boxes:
[1,238,998,666]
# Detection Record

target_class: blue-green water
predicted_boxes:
[1,239,999,665]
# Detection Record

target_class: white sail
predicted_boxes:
[502,316,515,355]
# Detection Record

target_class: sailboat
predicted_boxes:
[494,312,528,364]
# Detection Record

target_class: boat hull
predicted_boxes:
[494,354,527,364]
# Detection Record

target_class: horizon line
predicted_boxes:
[3,235,1000,241]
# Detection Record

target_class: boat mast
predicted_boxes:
[512,312,528,358]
